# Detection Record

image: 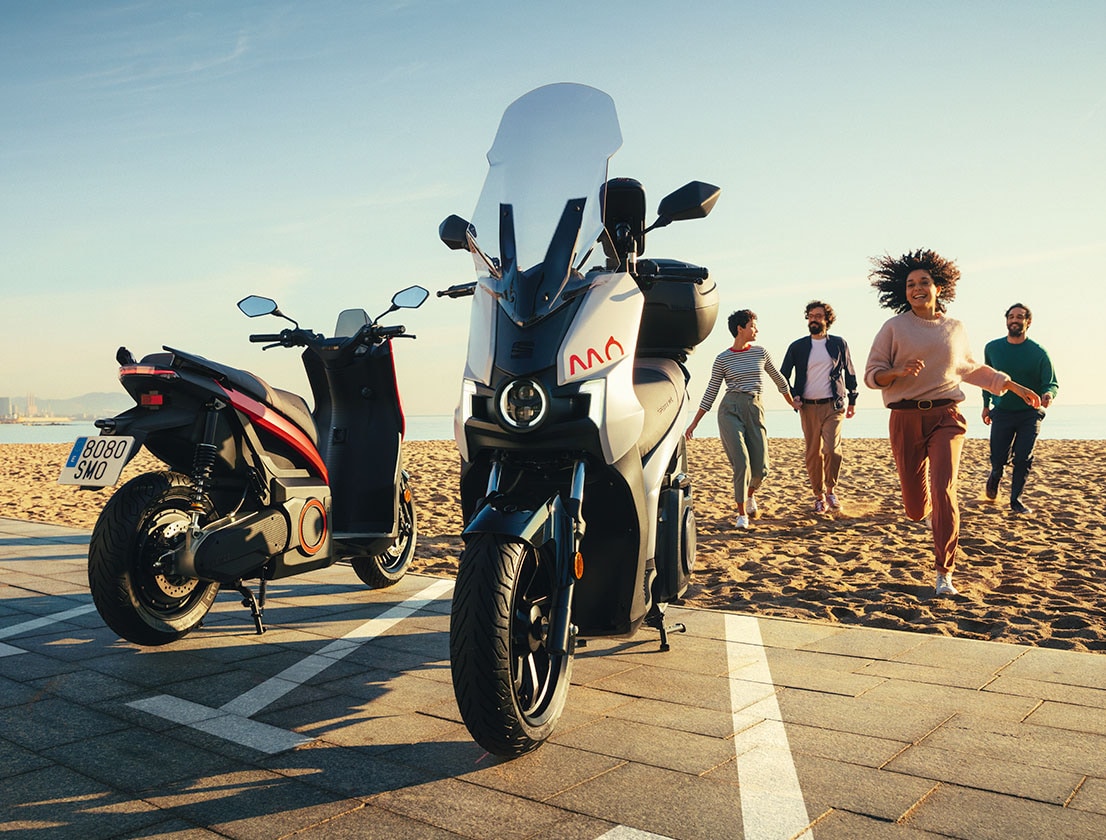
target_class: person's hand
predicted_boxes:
[897,359,925,378]
[684,423,697,441]
[1041,393,1053,409]
[845,405,856,419]
[982,406,992,426]
[1010,383,1041,409]
[791,395,802,411]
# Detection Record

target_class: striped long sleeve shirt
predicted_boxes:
[698,346,791,413]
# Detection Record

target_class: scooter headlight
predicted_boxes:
[497,378,548,431]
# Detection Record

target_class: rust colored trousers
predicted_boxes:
[888,404,967,573]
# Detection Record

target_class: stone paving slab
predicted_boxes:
[3,516,1106,838]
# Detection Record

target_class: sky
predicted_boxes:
[2,1,1103,418]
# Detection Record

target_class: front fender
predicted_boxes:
[462,500,554,548]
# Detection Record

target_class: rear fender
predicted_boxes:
[97,405,197,469]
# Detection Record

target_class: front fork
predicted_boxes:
[549,461,586,656]
[482,458,587,656]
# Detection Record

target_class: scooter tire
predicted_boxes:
[449,533,571,757]
[88,471,220,646]
[350,475,418,588]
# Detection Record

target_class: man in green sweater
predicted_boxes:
[982,303,1059,514]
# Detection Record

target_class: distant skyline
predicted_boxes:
[3,1,1103,419]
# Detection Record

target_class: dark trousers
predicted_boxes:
[988,408,1045,501]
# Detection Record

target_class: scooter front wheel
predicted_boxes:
[350,475,418,588]
[449,533,572,757]
[88,471,220,646]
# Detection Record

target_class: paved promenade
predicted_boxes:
[2,516,1105,838]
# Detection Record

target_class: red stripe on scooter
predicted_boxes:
[387,345,406,438]
[218,385,328,482]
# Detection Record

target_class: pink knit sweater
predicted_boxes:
[864,311,1010,407]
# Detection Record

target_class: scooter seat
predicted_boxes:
[633,358,687,456]
[165,347,318,445]
[267,389,317,445]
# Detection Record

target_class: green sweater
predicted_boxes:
[982,337,1058,411]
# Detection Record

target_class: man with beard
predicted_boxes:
[982,303,1058,514]
[780,300,858,512]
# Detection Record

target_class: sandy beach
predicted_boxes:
[4,438,1104,652]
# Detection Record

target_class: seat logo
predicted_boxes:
[568,336,624,375]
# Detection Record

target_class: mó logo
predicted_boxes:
[569,336,624,375]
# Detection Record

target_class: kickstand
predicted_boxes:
[235,580,266,634]
[644,603,686,652]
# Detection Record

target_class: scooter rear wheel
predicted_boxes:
[350,475,417,588]
[449,533,571,756]
[88,471,220,646]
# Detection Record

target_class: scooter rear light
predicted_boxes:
[140,392,165,407]
[120,364,179,381]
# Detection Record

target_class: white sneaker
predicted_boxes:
[735,514,750,530]
[826,492,840,510]
[746,496,758,517]
[935,573,959,596]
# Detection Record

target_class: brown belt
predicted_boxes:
[888,398,956,410]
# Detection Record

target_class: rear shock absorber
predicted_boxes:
[191,399,226,511]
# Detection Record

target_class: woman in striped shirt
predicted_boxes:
[685,309,794,529]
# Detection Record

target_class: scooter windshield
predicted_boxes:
[468,84,622,326]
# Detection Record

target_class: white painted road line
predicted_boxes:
[128,577,454,754]
[221,577,454,717]
[0,603,98,640]
[726,614,814,840]
[128,694,311,754]
[598,826,675,839]
[0,603,98,656]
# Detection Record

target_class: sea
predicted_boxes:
[3,404,1103,445]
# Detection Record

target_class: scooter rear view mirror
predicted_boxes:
[439,215,476,251]
[392,286,430,310]
[238,295,278,318]
[644,181,721,233]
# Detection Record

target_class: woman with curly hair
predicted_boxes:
[864,249,1040,596]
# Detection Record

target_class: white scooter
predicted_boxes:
[437,83,720,756]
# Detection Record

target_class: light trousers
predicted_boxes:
[718,390,769,504]
[799,402,844,497]
[889,404,967,573]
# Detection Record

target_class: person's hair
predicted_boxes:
[805,300,835,327]
[868,248,960,313]
[1005,302,1032,321]
[727,309,757,336]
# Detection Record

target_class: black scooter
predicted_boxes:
[63,286,428,645]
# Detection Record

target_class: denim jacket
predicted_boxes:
[780,334,858,411]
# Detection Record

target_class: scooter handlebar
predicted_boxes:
[437,282,477,298]
[249,333,285,343]
[371,325,406,339]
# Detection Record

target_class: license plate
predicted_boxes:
[58,436,136,487]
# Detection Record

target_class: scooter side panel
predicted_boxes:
[557,271,645,464]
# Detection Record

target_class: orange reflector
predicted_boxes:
[573,551,584,580]
[403,487,412,503]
